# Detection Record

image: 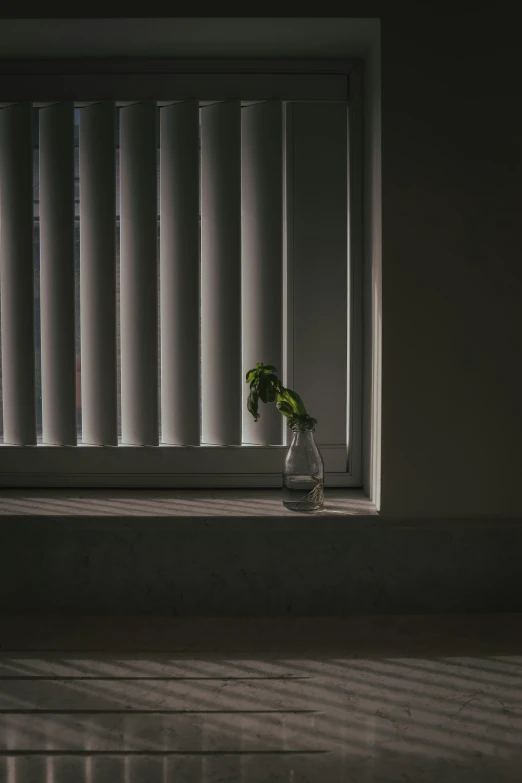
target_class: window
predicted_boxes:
[0,59,363,488]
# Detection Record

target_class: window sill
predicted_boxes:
[0,487,377,519]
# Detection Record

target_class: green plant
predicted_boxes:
[246,363,317,430]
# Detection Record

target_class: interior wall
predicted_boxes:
[380,14,522,517]
[0,14,520,520]
[3,514,522,616]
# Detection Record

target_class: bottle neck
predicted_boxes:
[290,427,316,444]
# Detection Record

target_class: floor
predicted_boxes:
[0,616,521,781]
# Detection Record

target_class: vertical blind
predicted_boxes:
[0,98,348,455]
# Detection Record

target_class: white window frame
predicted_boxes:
[0,57,365,489]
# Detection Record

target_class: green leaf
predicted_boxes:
[276,399,294,418]
[283,388,306,416]
[246,369,257,384]
[256,362,263,369]
[264,373,280,387]
[247,390,260,421]
[277,389,296,413]
[257,373,279,404]
[264,385,277,403]
[278,388,301,416]
[257,376,269,404]
[286,413,318,431]
[261,365,277,373]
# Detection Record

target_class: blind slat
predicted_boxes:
[80,101,117,445]
[119,101,159,446]
[40,102,76,445]
[200,101,241,445]
[289,102,348,445]
[1,96,350,463]
[241,100,284,445]
[160,101,200,445]
[0,102,36,445]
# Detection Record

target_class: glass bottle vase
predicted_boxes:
[282,423,324,511]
